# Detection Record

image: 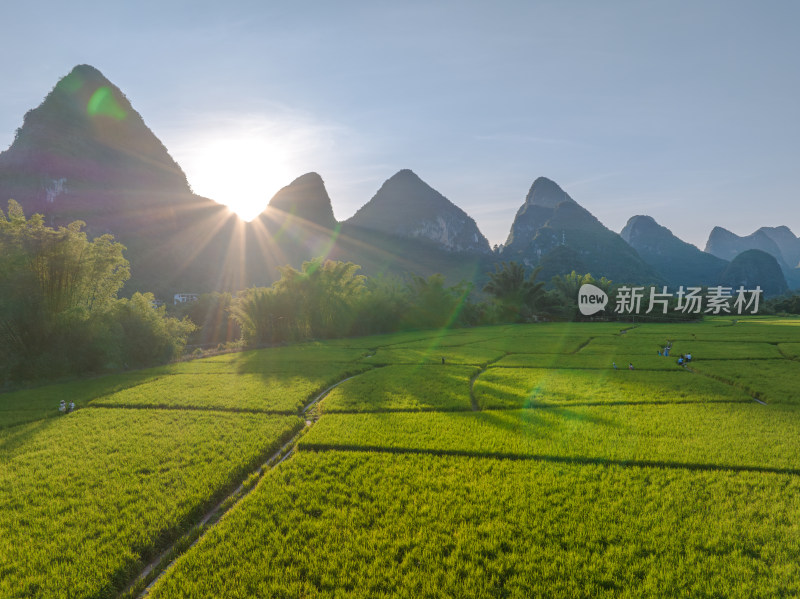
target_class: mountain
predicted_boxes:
[346,169,491,254]
[265,172,337,231]
[244,172,342,277]
[705,227,785,264]
[705,226,800,288]
[0,66,491,296]
[718,249,788,297]
[757,226,800,269]
[0,65,194,220]
[0,64,236,296]
[501,177,659,284]
[620,215,728,286]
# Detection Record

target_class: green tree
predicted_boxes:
[0,201,195,382]
[109,293,196,368]
[484,262,548,322]
[405,274,471,329]
[176,292,240,347]
[550,271,614,320]
[352,274,410,336]
[0,201,129,378]
[230,257,367,345]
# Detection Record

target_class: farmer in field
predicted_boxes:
[628,363,634,370]
[59,400,66,414]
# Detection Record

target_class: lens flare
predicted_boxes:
[87,86,127,120]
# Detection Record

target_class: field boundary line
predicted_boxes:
[291,398,752,416]
[305,372,370,415]
[123,420,305,598]
[299,444,800,476]
[470,354,509,411]
[777,345,800,363]
[486,398,752,410]
[572,337,596,353]
[127,368,372,598]
[323,406,476,415]
[88,403,300,416]
[684,365,769,406]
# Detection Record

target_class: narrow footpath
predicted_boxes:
[127,371,364,598]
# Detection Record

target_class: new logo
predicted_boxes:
[578,284,608,316]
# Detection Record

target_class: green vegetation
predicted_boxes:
[92,359,369,413]
[364,346,505,366]
[230,258,367,343]
[300,403,800,469]
[0,201,194,383]
[0,373,154,429]
[779,342,800,360]
[579,336,783,359]
[473,368,752,409]
[0,409,302,598]
[91,373,317,413]
[483,262,550,322]
[148,451,800,599]
[321,365,478,412]
[690,359,800,403]
[490,353,679,370]
[3,316,799,597]
[467,334,594,354]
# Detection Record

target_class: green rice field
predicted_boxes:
[2,317,799,597]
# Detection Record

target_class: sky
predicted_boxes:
[1,0,798,249]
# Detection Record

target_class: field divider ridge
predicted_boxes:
[298,443,800,476]
[571,336,596,353]
[304,367,385,416]
[777,345,800,363]
[469,353,509,411]
[126,367,375,599]
[684,364,769,405]
[87,403,299,416]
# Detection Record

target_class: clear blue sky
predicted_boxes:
[1,0,798,249]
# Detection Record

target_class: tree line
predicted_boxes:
[0,201,193,384]
[8,200,795,384]
[200,261,622,348]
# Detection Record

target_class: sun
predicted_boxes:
[179,131,297,221]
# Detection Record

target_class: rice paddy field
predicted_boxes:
[2,317,799,598]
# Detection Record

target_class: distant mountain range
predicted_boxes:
[705,225,800,288]
[0,65,795,298]
[620,215,729,287]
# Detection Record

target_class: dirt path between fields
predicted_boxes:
[469,354,509,411]
[684,365,768,406]
[127,371,366,599]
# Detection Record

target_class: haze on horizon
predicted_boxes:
[1,0,798,249]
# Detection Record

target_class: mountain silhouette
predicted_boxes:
[719,249,788,297]
[265,172,337,231]
[2,66,796,299]
[501,177,658,283]
[755,226,800,269]
[0,64,238,296]
[706,226,800,288]
[346,169,490,254]
[620,215,728,286]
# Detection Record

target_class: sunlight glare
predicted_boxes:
[180,128,298,221]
